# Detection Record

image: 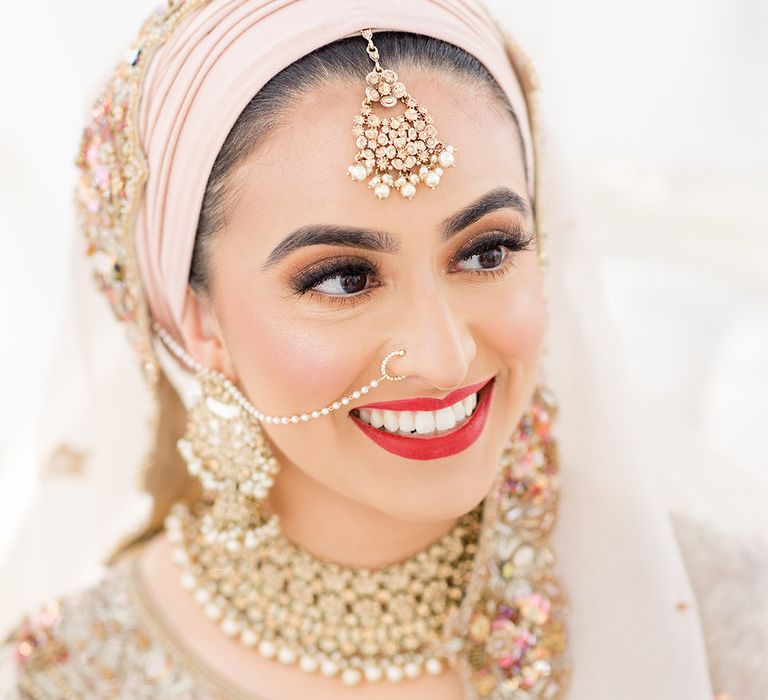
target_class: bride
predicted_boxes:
[0,0,744,697]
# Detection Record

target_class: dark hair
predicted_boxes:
[189,31,525,294]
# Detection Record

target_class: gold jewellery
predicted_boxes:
[159,319,484,685]
[164,372,566,690]
[154,322,406,425]
[155,321,567,691]
[347,29,456,200]
[166,500,482,686]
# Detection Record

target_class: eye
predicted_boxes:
[313,270,370,296]
[449,225,537,277]
[454,241,508,273]
[290,258,381,308]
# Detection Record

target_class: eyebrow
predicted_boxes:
[258,186,529,271]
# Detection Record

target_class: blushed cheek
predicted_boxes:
[215,289,368,416]
[488,280,547,370]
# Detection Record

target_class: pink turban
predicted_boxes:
[133,0,535,342]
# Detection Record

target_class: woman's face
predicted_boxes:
[191,69,546,523]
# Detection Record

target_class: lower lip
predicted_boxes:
[350,377,495,460]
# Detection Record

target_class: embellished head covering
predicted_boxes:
[36,0,714,698]
[77,0,536,359]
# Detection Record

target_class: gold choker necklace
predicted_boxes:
[165,501,482,686]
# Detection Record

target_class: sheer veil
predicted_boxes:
[1,2,714,697]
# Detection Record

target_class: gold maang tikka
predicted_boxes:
[346,29,456,200]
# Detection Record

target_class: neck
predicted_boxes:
[265,459,458,568]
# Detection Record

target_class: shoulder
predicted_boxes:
[0,549,213,699]
[672,514,768,700]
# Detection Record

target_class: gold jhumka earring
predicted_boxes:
[346,29,456,199]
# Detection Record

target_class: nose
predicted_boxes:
[383,281,476,392]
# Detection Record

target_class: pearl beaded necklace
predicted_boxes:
[153,322,407,425]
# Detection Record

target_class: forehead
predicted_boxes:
[227,70,530,244]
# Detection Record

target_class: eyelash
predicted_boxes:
[290,223,536,309]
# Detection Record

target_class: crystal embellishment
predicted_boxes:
[73,0,208,384]
[346,30,456,200]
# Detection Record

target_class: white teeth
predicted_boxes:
[414,411,436,434]
[370,409,384,428]
[382,410,400,432]
[434,407,457,431]
[398,410,415,433]
[355,391,480,435]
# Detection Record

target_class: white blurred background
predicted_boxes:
[0,0,766,622]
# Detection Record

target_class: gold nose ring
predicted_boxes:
[380,349,407,381]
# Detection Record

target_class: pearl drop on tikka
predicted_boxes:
[153,322,405,427]
[374,183,390,199]
[425,171,441,189]
[347,164,367,181]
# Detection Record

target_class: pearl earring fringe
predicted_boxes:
[152,322,406,425]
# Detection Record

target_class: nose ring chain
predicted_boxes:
[154,322,407,425]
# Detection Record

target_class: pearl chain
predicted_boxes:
[153,322,407,425]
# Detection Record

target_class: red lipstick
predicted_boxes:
[354,376,492,412]
[350,377,495,460]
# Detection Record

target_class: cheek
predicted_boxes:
[211,277,367,416]
[223,311,345,413]
[482,258,547,365]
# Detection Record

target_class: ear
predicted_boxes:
[178,286,237,379]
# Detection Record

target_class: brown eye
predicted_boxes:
[292,258,379,299]
[337,273,367,294]
[477,247,504,269]
[455,244,508,272]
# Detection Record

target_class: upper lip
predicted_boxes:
[354,376,493,412]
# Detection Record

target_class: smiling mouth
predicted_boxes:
[349,378,494,439]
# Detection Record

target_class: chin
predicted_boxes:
[363,448,502,523]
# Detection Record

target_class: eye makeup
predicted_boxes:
[288,221,536,309]
[290,257,382,299]
[448,221,535,269]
